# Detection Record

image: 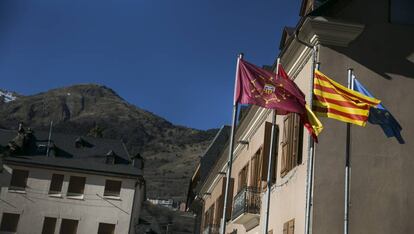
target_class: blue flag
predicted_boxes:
[353,77,404,144]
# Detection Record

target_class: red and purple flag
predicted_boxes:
[235,59,323,141]
[235,59,306,115]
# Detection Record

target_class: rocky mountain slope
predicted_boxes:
[0,84,216,201]
[137,201,194,234]
[0,89,18,103]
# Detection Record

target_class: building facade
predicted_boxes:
[0,128,145,234]
[188,0,414,233]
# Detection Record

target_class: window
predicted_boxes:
[0,213,20,232]
[59,219,78,234]
[280,113,303,177]
[237,164,249,192]
[37,144,48,155]
[97,223,115,234]
[49,174,64,195]
[283,219,295,234]
[9,169,29,191]
[105,156,115,165]
[42,217,57,234]
[103,180,122,197]
[67,176,86,198]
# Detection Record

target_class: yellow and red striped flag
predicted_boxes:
[313,70,381,126]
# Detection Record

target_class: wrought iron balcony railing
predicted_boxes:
[231,186,261,220]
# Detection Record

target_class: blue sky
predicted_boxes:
[0,0,301,130]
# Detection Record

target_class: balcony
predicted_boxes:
[231,186,261,230]
[202,224,220,234]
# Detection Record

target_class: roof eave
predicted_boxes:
[4,158,143,179]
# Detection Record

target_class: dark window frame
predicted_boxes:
[103,180,122,198]
[98,223,116,234]
[9,169,29,191]
[41,217,57,234]
[0,212,20,232]
[67,176,86,198]
[49,174,64,195]
[59,218,79,234]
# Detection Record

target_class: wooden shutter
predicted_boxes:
[257,150,263,188]
[215,196,223,225]
[205,206,211,228]
[250,152,257,188]
[250,148,263,190]
[238,164,249,192]
[281,142,288,177]
[204,210,209,228]
[283,222,288,234]
[282,113,303,177]
[201,204,206,230]
[281,115,291,177]
[226,178,234,221]
[296,114,304,165]
[290,114,300,171]
[237,169,243,193]
[203,211,208,229]
[221,177,231,220]
[261,122,273,181]
[270,125,279,185]
[209,204,215,226]
[288,219,295,234]
[288,114,294,172]
[243,164,249,189]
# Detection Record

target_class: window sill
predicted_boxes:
[48,193,63,198]
[8,189,26,194]
[103,195,121,201]
[66,194,84,200]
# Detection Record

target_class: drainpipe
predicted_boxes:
[128,178,142,234]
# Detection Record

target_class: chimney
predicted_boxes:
[106,150,116,164]
[75,137,84,148]
[132,153,144,169]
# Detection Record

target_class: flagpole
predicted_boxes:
[304,45,319,234]
[220,53,243,234]
[262,58,280,234]
[344,68,353,234]
[46,120,53,157]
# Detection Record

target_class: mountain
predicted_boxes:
[0,89,18,103]
[0,84,217,200]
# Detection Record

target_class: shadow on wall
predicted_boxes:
[332,23,414,80]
